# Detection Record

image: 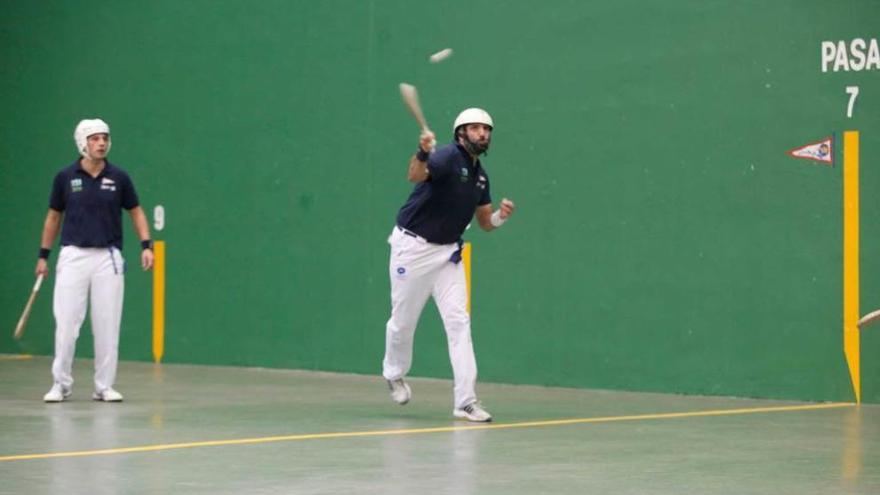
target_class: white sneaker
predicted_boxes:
[387,378,411,405]
[454,401,492,422]
[92,388,123,402]
[43,384,72,403]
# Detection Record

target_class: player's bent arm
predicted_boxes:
[476,199,516,232]
[475,204,495,231]
[407,131,435,183]
[407,155,430,183]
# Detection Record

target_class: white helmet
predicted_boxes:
[452,108,493,134]
[74,118,111,157]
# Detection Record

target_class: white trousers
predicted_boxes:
[382,227,478,409]
[51,246,125,392]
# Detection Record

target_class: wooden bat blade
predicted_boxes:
[399,82,429,131]
[13,274,44,340]
[857,308,880,328]
[13,293,37,339]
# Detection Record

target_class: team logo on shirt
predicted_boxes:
[477,175,487,190]
[460,167,469,182]
[396,266,406,277]
[101,177,116,192]
[70,178,83,193]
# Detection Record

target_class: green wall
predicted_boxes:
[2,0,878,403]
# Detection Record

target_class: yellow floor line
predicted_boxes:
[0,402,854,462]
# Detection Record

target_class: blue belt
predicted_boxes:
[397,226,423,239]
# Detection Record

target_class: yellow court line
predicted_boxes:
[843,130,860,403]
[152,240,166,363]
[0,354,33,361]
[0,402,853,462]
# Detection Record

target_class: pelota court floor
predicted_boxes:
[0,354,877,494]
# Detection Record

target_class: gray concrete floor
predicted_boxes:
[0,354,877,494]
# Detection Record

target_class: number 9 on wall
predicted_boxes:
[153,205,165,232]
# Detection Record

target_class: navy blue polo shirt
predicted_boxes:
[396,142,491,244]
[49,160,140,249]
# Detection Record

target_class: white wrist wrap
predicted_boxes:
[490,209,506,228]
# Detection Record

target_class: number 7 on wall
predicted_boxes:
[846,86,859,118]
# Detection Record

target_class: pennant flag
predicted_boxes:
[787,136,833,165]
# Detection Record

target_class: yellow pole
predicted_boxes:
[152,241,165,363]
[463,242,472,314]
[843,131,860,403]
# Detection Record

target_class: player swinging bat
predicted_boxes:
[385,82,515,422]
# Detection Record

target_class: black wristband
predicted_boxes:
[38,248,51,260]
[416,149,430,162]
[141,240,154,250]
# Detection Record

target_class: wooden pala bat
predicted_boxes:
[857,308,880,329]
[399,82,436,150]
[13,274,44,340]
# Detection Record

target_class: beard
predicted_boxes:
[462,136,490,155]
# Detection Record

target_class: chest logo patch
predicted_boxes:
[101,177,116,191]
[70,178,83,193]
[460,167,469,182]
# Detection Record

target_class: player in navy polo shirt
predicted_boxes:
[36,119,154,403]
[383,108,515,422]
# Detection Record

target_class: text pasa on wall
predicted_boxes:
[821,38,880,73]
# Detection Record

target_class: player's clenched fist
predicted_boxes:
[419,130,436,152]
[498,198,515,219]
